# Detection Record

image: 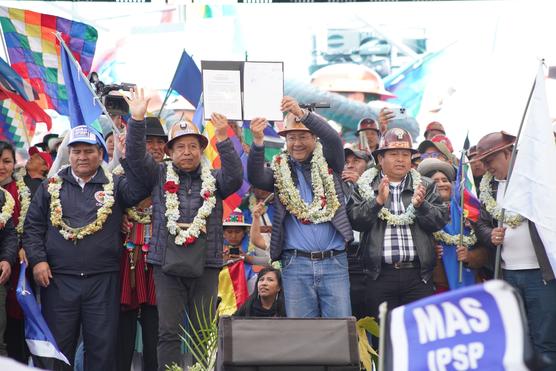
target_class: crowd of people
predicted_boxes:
[0,89,554,371]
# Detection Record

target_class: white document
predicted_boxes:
[243,62,284,121]
[202,69,243,120]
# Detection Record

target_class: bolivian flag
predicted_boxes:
[218,260,249,316]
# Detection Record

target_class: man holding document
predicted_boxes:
[248,96,353,318]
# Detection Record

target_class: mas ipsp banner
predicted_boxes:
[385,280,531,371]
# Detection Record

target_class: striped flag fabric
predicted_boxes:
[0,57,37,101]
[0,6,98,115]
[15,262,70,365]
[0,98,35,148]
[203,120,250,219]
[455,151,481,222]
[217,260,249,316]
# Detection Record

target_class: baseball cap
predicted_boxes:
[68,125,109,162]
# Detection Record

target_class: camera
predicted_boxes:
[89,72,136,116]
[229,247,240,256]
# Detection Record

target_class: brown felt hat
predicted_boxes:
[471,131,516,162]
[278,112,312,136]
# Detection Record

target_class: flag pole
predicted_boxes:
[53,32,120,135]
[493,64,540,279]
[378,301,387,371]
[158,50,184,118]
[458,161,465,283]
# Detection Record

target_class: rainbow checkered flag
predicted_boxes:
[0,98,34,148]
[0,7,98,115]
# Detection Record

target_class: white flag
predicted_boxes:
[503,63,556,274]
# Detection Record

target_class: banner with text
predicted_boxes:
[385,280,531,371]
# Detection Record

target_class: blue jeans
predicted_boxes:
[504,269,556,370]
[281,251,351,318]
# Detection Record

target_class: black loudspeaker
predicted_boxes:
[217,317,360,371]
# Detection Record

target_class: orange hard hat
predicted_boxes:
[310,63,395,98]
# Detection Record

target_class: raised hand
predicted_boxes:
[280,96,304,118]
[378,107,395,134]
[124,88,151,122]
[342,170,360,184]
[376,176,390,206]
[412,184,426,208]
[210,113,230,142]
[250,117,268,146]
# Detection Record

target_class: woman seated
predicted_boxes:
[233,267,286,318]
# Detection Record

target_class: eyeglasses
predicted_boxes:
[420,152,443,159]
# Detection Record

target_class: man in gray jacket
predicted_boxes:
[124,96,243,370]
[347,128,448,320]
[248,96,353,318]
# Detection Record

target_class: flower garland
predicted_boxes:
[479,172,524,228]
[270,142,339,224]
[0,187,15,229]
[433,230,477,248]
[126,206,152,224]
[48,170,115,241]
[14,168,31,234]
[165,163,216,246]
[357,167,421,226]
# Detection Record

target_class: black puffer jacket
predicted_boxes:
[347,172,449,282]
[0,190,17,266]
[124,119,244,268]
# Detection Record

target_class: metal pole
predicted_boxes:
[158,50,185,118]
[493,70,538,279]
[53,32,120,135]
[378,301,388,371]
[458,168,465,283]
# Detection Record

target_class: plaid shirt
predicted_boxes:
[382,173,416,264]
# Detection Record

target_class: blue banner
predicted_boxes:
[386,280,529,371]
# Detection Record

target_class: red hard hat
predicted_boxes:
[357,118,380,133]
[424,121,446,137]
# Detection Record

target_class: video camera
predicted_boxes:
[299,102,331,112]
[89,72,136,116]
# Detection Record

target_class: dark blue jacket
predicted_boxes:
[123,119,244,268]
[23,130,150,276]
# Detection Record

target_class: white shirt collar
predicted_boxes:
[71,168,98,190]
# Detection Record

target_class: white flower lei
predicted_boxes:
[479,172,524,228]
[270,142,340,224]
[0,187,15,229]
[112,165,152,224]
[356,167,420,226]
[14,168,31,234]
[48,168,115,241]
[433,230,477,248]
[165,163,216,245]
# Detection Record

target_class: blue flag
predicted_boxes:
[0,57,37,101]
[60,43,103,128]
[192,100,204,131]
[15,262,70,365]
[170,50,202,107]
